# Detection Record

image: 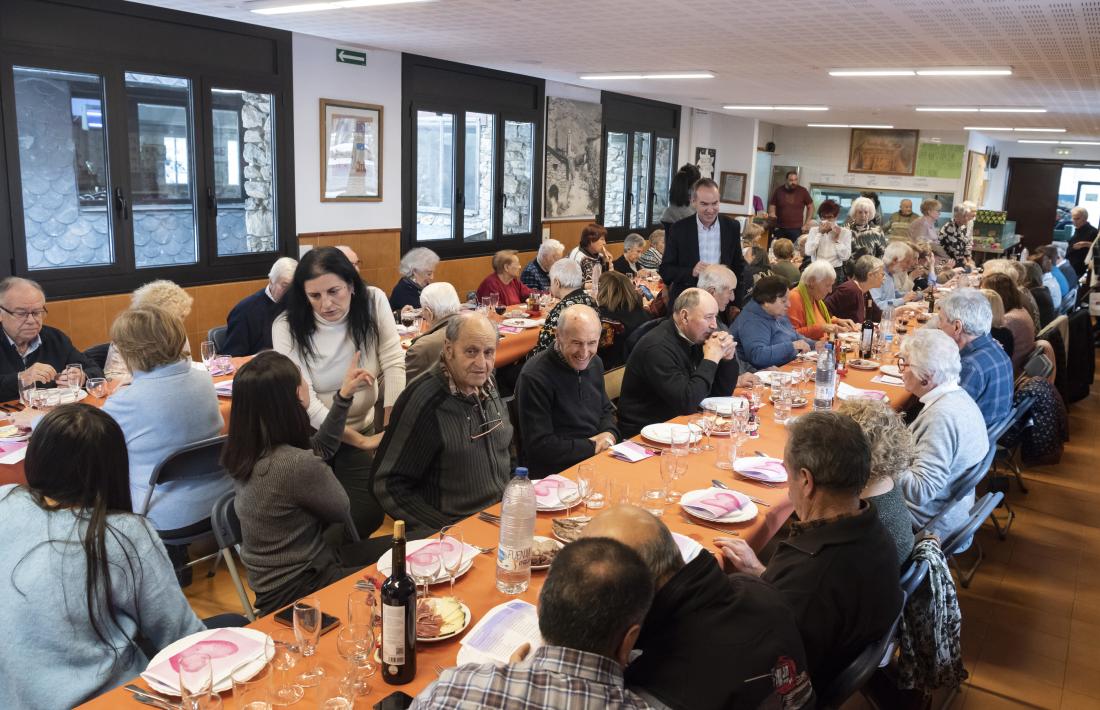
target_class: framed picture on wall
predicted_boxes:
[719,171,747,204]
[695,147,717,180]
[320,98,383,201]
[847,128,919,176]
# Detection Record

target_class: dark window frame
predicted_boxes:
[401,54,544,260]
[0,0,295,299]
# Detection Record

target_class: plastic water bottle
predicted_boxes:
[496,467,536,594]
[588,262,602,299]
[814,343,836,411]
[880,304,895,352]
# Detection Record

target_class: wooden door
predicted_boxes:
[1004,159,1062,250]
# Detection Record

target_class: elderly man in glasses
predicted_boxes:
[372,311,514,534]
[0,277,102,402]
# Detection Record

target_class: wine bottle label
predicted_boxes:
[382,603,406,665]
[496,544,530,572]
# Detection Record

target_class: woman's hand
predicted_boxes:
[833,318,858,332]
[350,431,384,451]
[339,350,375,399]
[713,537,766,577]
[821,323,841,334]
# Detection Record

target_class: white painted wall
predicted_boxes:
[292,33,403,233]
[684,109,758,214]
[983,138,1100,211]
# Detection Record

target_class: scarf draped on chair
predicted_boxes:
[897,537,967,691]
[796,282,831,327]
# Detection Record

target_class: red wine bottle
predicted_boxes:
[381,520,417,684]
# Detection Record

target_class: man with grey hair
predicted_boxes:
[937,288,1012,427]
[532,258,596,355]
[583,506,814,710]
[390,246,440,311]
[516,304,617,478]
[521,238,565,292]
[0,277,101,401]
[618,288,756,438]
[222,256,298,356]
[613,233,647,276]
[696,264,738,326]
[405,281,462,382]
[1067,206,1097,276]
[373,311,513,533]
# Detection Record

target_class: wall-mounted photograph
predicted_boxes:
[544,97,602,218]
[695,147,717,180]
[719,171,747,204]
[320,98,383,201]
[847,128,919,176]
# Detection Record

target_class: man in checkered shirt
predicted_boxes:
[410,537,656,709]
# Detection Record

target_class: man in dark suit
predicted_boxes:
[659,178,749,312]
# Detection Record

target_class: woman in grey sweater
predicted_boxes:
[222,350,390,615]
[896,329,990,542]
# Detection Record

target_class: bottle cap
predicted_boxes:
[394,520,405,537]
[515,467,529,478]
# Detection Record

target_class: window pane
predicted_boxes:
[603,131,628,228]
[125,72,198,268]
[502,120,534,235]
[463,112,495,242]
[212,88,277,256]
[416,110,455,242]
[653,136,674,222]
[13,66,114,270]
[630,132,651,229]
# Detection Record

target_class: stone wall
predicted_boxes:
[603,134,627,227]
[237,92,275,254]
[502,121,533,234]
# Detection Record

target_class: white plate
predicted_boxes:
[376,538,476,584]
[847,359,880,371]
[640,423,701,446]
[733,456,789,483]
[881,364,902,378]
[30,388,87,407]
[502,318,542,328]
[531,535,565,570]
[699,396,748,413]
[417,598,472,642]
[0,425,32,442]
[753,371,790,386]
[142,628,273,696]
[679,488,758,524]
[671,532,703,563]
[533,475,579,512]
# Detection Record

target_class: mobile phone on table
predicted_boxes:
[374,691,414,709]
[272,605,341,636]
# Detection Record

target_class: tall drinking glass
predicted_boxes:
[292,597,325,687]
[438,526,467,599]
[18,371,36,408]
[269,629,304,706]
[62,363,83,399]
[178,653,213,710]
[231,645,273,710]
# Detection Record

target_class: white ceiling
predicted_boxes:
[131,0,1100,137]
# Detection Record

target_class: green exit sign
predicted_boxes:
[336,48,367,66]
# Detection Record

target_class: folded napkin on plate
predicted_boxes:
[532,474,577,505]
[498,325,523,334]
[871,374,905,387]
[683,491,748,519]
[403,537,478,577]
[736,459,788,479]
[208,365,235,377]
[608,441,655,463]
[143,629,264,691]
[214,381,233,397]
[837,382,887,401]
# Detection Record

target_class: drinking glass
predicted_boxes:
[201,340,216,369]
[86,377,108,399]
[669,425,691,459]
[438,526,467,599]
[641,472,667,516]
[479,296,492,314]
[697,408,716,452]
[773,386,792,424]
[584,473,607,512]
[62,363,83,398]
[661,451,688,503]
[749,381,765,409]
[214,355,232,374]
[317,672,356,710]
[336,623,375,696]
[270,629,304,706]
[179,653,213,710]
[613,480,633,506]
[18,371,36,408]
[292,597,325,687]
[231,647,273,710]
[346,588,375,628]
[411,547,438,603]
[558,471,589,513]
[715,432,739,470]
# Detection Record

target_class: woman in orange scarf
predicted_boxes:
[788,260,858,339]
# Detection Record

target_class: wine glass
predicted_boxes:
[438,526,467,599]
[292,597,325,687]
[269,629,303,706]
[749,381,765,410]
[693,411,715,452]
[557,472,589,514]
[178,653,213,710]
[409,543,438,604]
[336,624,375,697]
[200,340,216,370]
[231,644,274,710]
[85,377,108,399]
[62,363,83,399]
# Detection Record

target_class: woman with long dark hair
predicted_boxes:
[660,163,701,226]
[0,405,204,708]
[222,350,388,614]
[273,246,404,536]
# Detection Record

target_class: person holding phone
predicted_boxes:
[803,200,852,282]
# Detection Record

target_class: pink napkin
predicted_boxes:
[734,458,788,482]
[498,325,523,334]
[683,491,749,519]
[405,536,467,577]
[532,474,577,506]
[143,629,263,689]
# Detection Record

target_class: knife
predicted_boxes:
[124,685,181,710]
[128,693,180,710]
[712,479,771,507]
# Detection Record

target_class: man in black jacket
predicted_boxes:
[1067,206,1098,277]
[618,288,755,439]
[516,304,617,478]
[0,277,102,401]
[221,256,296,356]
[585,506,815,710]
[659,178,748,310]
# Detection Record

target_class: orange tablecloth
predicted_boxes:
[77,355,909,709]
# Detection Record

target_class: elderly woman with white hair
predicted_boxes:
[613,233,648,276]
[104,280,194,384]
[870,241,922,312]
[908,198,942,246]
[532,258,596,355]
[939,201,977,268]
[896,328,989,540]
[787,260,858,339]
[521,238,565,292]
[636,229,666,270]
[405,282,463,382]
[389,247,439,312]
[846,196,887,260]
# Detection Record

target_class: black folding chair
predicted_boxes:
[941,492,1004,588]
[208,325,228,353]
[915,444,997,541]
[987,394,1036,538]
[210,491,257,621]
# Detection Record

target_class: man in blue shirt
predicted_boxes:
[937,288,1013,429]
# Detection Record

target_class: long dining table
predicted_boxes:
[73,337,911,709]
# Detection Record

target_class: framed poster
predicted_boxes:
[544,97,602,218]
[847,128,919,176]
[695,147,716,180]
[320,98,383,201]
[719,171,747,204]
[964,150,989,206]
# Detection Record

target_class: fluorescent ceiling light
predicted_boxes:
[1014,127,1065,133]
[964,127,1012,131]
[979,107,1046,113]
[915,107,979,112]
[1017,140,1059,144]
[580,71,714,81]
[724,105,827,111]
[1061,141,1100,146]
[808,123,893,129]
[829,69,915,77]
[252,0,431,14]
[916,67,1012,76]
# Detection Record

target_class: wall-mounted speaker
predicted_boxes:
[765,141,776,153]
[989,151,1000,169]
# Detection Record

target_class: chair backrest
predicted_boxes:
[623,317,665,360]
[899,558,930,604]
[603,366,626,402]
[1036,314,1068,346]
[210,489,242,551]
[141,436,228,516]
[917,442,997,539]
[209,325,228,353]
[942,492,1003,557]
[818,608,905,708]
[83,342,110,370]
[1020,343,1055,382]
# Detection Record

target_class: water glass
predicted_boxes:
[669,425,691,458]
[715,434,739,470]
[86,377,108,399]
[269,629,304,706]
[293,597,325,687]
[661,453,688,503]
[773,387,792,424]
[479,296,492,314]
[62,363,83,397]
[201,340,216,369]
[18,371,36,408]
[585,474,607,512]
[346,588,375,628]
[179,653,213,710]
[641,473,667,516]
[613,480,633,506]
[214,355,232,374]
[749,381,765,409]
[231,648,274,710]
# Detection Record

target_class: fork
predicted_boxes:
[477,511,501,525]
[473,544,496,554]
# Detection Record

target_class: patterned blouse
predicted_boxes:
[847,221,887,260]
[532,288,598,355]
[938,220,971,266]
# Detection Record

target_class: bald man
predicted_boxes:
[515,304,617,478]
[336,245,361,271]
[583,506,813,710]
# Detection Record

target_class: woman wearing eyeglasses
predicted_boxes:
[221,350,390,615]
[273,247,406,538]
[894,329,989,544]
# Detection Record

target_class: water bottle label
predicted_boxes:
[381,603,405,665]
[497,544,530,572]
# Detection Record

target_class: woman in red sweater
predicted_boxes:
[824,255,884,323]
[476,249,532,306]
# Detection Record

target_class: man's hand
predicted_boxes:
[1072,240,1092,250]
[692,261,709,277]
[589,432,615,453]
[509,643,532,664]
[736,372,761,389]
[903,291,922,303]
[713,537,766,577]
[703,333,725,362]
[21,362,57,385]
[834,318,858,332]
[793,339,811,354]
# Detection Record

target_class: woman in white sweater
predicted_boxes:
[273,247,405,536]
